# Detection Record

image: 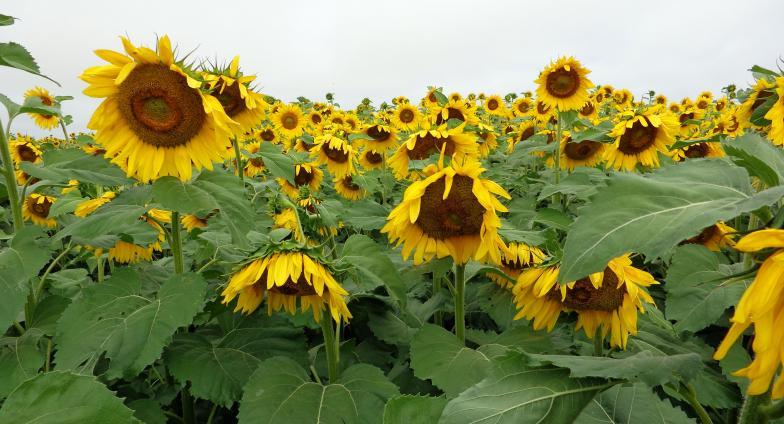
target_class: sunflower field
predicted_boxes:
[3,18,784,424]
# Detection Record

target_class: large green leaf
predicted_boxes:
[340,234,406,303]
[194,170,254,248]
[0,371,139,423]
[0,227,53,332]
[724,133,784,186]
[20,148,133,186]
[54,204,158,247]
[238,356,399,424]
[151,176,219,214]
[665,245,748,333]
[165,314,307,407]
[54,269,207,378]
[0,333,44,398]
[440,366,609,424]
[560,160,784,281]
[383,395,447,424]
[410,324,492,397]
[0,42,59,85]
[575,383,694,424]
[258,142,295,183]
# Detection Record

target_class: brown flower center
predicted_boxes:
[752,90,773,112]
[30,197,52,218]
[259,129,276,142]
[213,82,246,117]
[679,112,694,124]
[435,107,465,125]
[579,102,595,116]
[519,126,535,142]
[428,92,437,103]
[487,99,499,110]
[407,133,455,160]
[364,151,383,164]
[415,175,485,240]
[310,113,322,125]
[551,268,625,311]
[545,68,580,98]
[684,143,709,158]
[399,108,415,123]
[683,225,717,245]
[536,101,550,115]
[618,118,658,154]
[256,271,319,296]
[341,176,360,191]
[17,144,38,162]
[323,144,349,163]
[294,167,314,186]
[564,140,602,160]
[366,125,392,143]
[281,112,299,130]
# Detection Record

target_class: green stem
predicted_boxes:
[593,330,603,356]
[743,214,760,269]
[760,399,784,419]
[0,117,23,231]
[282,198,307,245]
[180,385,195,424]
[45,338,52,372]
[97,254,105,283]
[59,119,70,145]
[679,383,713,424]
[738,393,769,424]
[206,403,218,424]
[320,317,340,383]
[171,211,184,274]
[34,243,72,302]
[552,111,562,207]
[433,274,444,327]
[454,263,466,345]
[12,321,25,335]
[232,137,244,183]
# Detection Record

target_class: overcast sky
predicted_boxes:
[3,0,783,136]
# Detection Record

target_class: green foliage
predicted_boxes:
[0,227,53,331]
[0,42,59,85]
[21,148,134,186]
[383,395,447,424]
[576,383,694,423]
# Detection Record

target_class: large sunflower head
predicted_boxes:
[23,193,57,228]
[311,132,356,179]
[488,242,546,289]
[80,35,236,183]
[603,107,679,171]
[382,158,510,265]
[388,123,478,180]
[534,56,594,111]
[271,103,306,139]
[23,87,59,130]
[390,103,421,131]
[203,55,266,136]
[358,149,384,170]
[10,136,42,166]
[221,250,352,323]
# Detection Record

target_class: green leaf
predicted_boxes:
[533,208,572,230]
[325,199,390,230]
[20,95,62,117]
[527,351,702,387]
[55,204,158,247]
[410,324,492,397]
[575,383,694,424]
[440,367,609,424]
[55,269,207,378]
[724,133,784,187]
[0,333,44,398]
[194,170,253,248]
[47,192,85,218]
[340,234,406,303]
[151,176,219,214]
[368,310,418,346]
[383,395,447,424]
[165,314,307,407]
[537,168,608,201]
[0,227,53,332]
[0,42,59,85]
[0,15,15,26]
[0,92,21,116]
[20,148,134,186]
[466,324,555,353]
[127,399,167,424]
[560,160,784,282]
[238,356,399,424]
[258,142,295,183]
[0,371,138,423]
[665,245,748,333]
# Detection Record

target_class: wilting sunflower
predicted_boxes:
[22,193,57,228]
[672,141,725,161]
[334,176,367,201]
[10,137,42,165]
[535,56,594,111]
[277,163,324,199]
[714,229,784,398]
[382,158,509,265]
[359,149,384,170]
[681,221,736,251]
[24,87,59,130]
[271,103,306,139]
[512,97,533,117]
[359,124,398,153]
[204,56,266,136]
[390,103,421,131]
[388,123,478,180]
[763,76,784,145]
[558,136,605,170]
[221,250,352,323]
[80,35,236,183]
[513,254,657,349]
[603,108,679,171]
[488,243,546,289]
[483,95,507,116]
[311,133,356,179]
[242,141,265,177]
[74,191,116,217]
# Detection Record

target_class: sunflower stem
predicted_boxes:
[552,111,562,207]
[180,384,196,424]
[232,137,244,183]
[760,399,784,419]
[679,382,714,424]
[0,117,24,231]
[433,274,444,327]
[59,119,70,145]
[97,254,105,283]
[738,392,769,424]
[320,317,340,383]
[454,263,466,345]
[593,330,603,356]
[171,211,185,274]
[34,242,72,302]
[743,214,759,269]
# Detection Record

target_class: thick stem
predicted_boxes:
[680,383,714,424]
[593,329,603,356]
[760,399,784,419]
[97,254,105,283]
[59,119,70,145]
[743,214,760,269]
[0,117,23,231]
[320,317,340,383]
[180,385,195,424]
[232,137,244,183]
[552,111,562,207]
[454,263,466,345]
[739,393,769,424]
[171,211,184,274]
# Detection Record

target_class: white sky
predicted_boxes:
[3,0,783,136]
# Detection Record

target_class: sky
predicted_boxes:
[3,0,783,136]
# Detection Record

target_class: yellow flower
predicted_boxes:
[203,56,267,137]
[388,123,478,180]
[277,163,324,200]
[603,107,679,171]
[107,216,165,263]
[74,191,116,217]
[715,229,784,398]
[764,76,784,146]
[22,193,57,228]
[271,103,306,139]
[488,242,546,289]
[311,133,356,180]
[738,79,775,125]
[242,141,265,177]
[24,87,59,130]
[10,136,42,165]
[334,176,367,201]
[390,103,421,131]
[558,136,605,170]
[671,141,725,161]
[483,95,507,116]
[512,97,533,117]
[535,56,594,111]
[681,221,736,251]
[80,35,236,183]
[358,124,398,153]
[221,251,352,323]
[358,149,384,170]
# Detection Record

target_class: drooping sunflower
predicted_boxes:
[74,191,117,217]
[24,87,59,130]
[388,123,478,180]
[578,100,598,120]
[506,120,536,153]
[671,141,725,161]
[334,176,367,201]
[559,136,605,170]
[359,149,384,170]
[109,218,165,264]
[763,76,784,145]
[382,158,510,265]
[311,133,356,179]
[390,103,421,131]
[22,193,57,228]
[534,56,594,111]
[242,141,265,177]
[738,79,776,124]
[181,213,211,232]
[271,103,306,139]
[431,98,476,125]
[483,95,507,116]
[359,124,398,153]
[714,229,784,398]
[10,137,42,165]
[488,242,546,289]
[681,221,736,251]
[204,55,267,136]
[277,163,324,199]
[603,108,679,171]
[80,35,236,183]
[221,250,352,323]
[512,97,533,117]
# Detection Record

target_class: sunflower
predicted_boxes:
[476,127,499,158]
[334,176,367,201]
[483,95,507,116]
[512,97,533,117]
[533,99,554,123]
[359,124,398,153]
[24,87,59,130]
[559,136,605,170]
[255,125,280,145]
[388,123,478,180]
[671,141,725,161]
[714,229,784,398]
[382,158,509,265]
[343,113,361,132]
[242,141,265,177]
[613,89,633,106]
[311,133,356,179]
[181,213,210,232]
[60,179,79,194]
[277,163,324,199]
[80,35,236,183]
[681,221,736,251]
[82,143,106,156]
[654,94,668,105]
[431,98,476,125]
[272,208,303,241]
[147,208,172,224]
[307,110,324,129]
[204,56,267,136]
[603,108,679,171]
[578,100,598,120]
[74,191,116,217]
[535,57,594,111]
[22,193,57,228]
[715,97,728,112]
[10,137,42,165]
[359,149,384,170]
[109,218,165,264]
[390,103,421,131]
[763,76,784,145]
[422,88,441,109]
[271,103,306,139]
[738,79,776,124]
[221,251,352,323]
[488,243,546,289]
[506,120,536,153]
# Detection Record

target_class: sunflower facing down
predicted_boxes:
[388,123,478,180]
[80,35,236,183]
[277,163,324,199]
[204,56,267,136]
[681,221,736,251]
[271,103,306,139]
[334,176,367,201]
[488,242,546,289]
[221,251,352,323]
[714,229,784,398]
[603,108,679,171]
[535,56,594,111]
[358,124,399,153]
[359,149,384,170]
[24,87,59,130]
[390,103,421,131]
[242,141,265,177]
[764,76,784,146]
[671,141,725,161]
[181,213,210,232]
[109,218,165,264]
[74,191,117,217]
[311,133,356,179]
[23,193,57,228]
[382,158,510,265]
